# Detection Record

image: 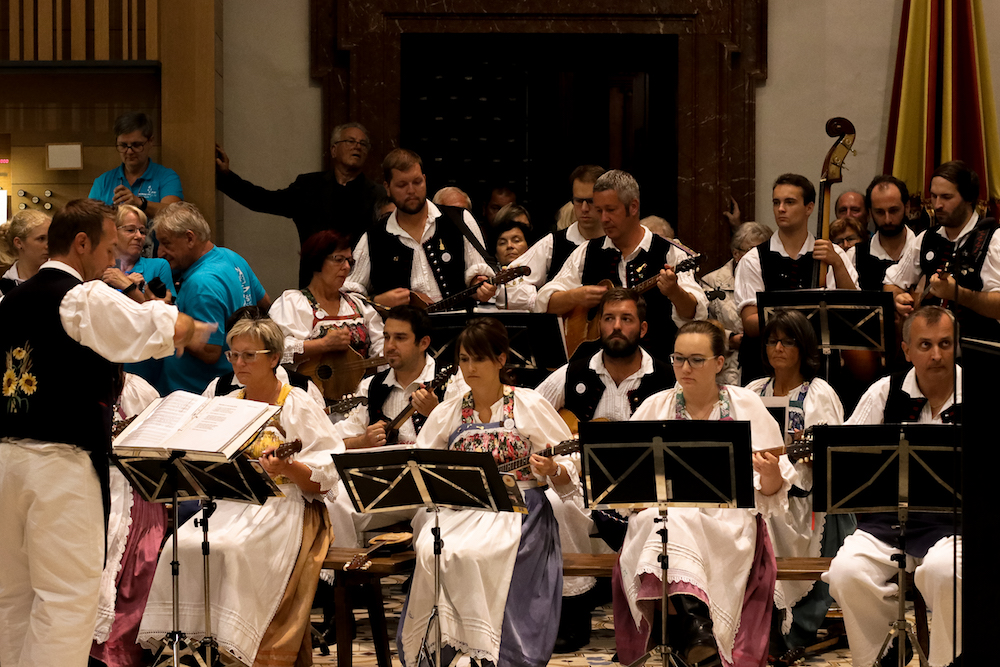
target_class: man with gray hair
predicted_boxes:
[156,202,270,394]
[536,169,707,367]
[700,221,772,384]
[215,122,386,286]
[432,186,473,210]
[835,190,871,232]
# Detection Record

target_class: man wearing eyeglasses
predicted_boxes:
[215,122,386,287]
[88,111,184,218]
[502,165,607,310]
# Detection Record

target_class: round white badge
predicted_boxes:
[504,418,515,431]
[441,252,453,263]
[925,250,935,263]
[575,382,587,394]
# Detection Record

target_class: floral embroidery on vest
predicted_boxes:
[674,385,734,421]
[4,343,37,413]
[450,385,535,481]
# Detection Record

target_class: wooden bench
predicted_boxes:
[321,549,847,667]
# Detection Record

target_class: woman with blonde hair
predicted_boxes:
[0,209,51,294]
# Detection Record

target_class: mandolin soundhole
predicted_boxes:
[317,365,333,381]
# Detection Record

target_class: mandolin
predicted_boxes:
[497,439,581,475]
[411,266,531,314]
[324,395,368,416]
[382,365,455,444]
[299,347,386,401]
[564,254,702,358]
[344,532,413,571]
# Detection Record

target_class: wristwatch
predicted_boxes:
[123,280,146,295]
[138,197,148,212]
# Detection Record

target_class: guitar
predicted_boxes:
[812,117,856,288]
[564,254,703,358]
[557,408,609,437]
[344,532,413,571]
[383,365,455,444]
[411,266,531,314]
[299,347,386,401]
[497,439,581,475]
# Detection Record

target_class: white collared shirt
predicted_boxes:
[333,354,438,445]
[536,348,656,422]
[884,212,1000,301]
[501,222,593,311]
[734,233,859,313]
[534,225,708,326]
[344,202,494,303]
[847,366,962,425]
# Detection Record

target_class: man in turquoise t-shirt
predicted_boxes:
[89,111,183,217]
[153,202,270,394]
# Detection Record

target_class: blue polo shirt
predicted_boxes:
[157,246,266,395]
[88,160,183,204]
[123,255,176,385]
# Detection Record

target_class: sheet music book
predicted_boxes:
[113,391,281,461]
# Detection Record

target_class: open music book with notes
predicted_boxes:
[113,390,281,461]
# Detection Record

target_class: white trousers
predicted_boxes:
[824,530,961,667]
[0,441,104,667]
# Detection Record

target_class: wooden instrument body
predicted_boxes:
[298,347,386,401]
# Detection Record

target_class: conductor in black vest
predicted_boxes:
[884,159,1000,341]
[0,199,212,667]
[536,169,707,365]
[345,148,496,309]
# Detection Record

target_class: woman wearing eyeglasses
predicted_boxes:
[743,309,853,664]
[397,317,576,667]
[101,205,174,304]
[269,230,384,374]
[139,317,343,666]
[615,320,793,667]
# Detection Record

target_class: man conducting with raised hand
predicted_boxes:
[0,199,213,667]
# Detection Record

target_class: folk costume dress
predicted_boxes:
[743,376,855,647]
[397,386,575,667]
[614,385,793,667]
[268,287,384,369]
[138,385,342,666]
[91,373,164,667]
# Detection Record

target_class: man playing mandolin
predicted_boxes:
[344,148,497,309]
[535,169,707,367]
[883,160,1000,341]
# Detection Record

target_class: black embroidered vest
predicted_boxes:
[563,355,674,422]
[548,227,580,281]
[917,216,1000,340]
[580,235,679,366]
[0,268,120,520]
[854,237,898,292]
[857,371,962,557]
[367,365,444,436]
[368,206,469,301]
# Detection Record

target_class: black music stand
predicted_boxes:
[579,420,753,667]
[333,449,526,667]
[811,424,962,667]
[758,289,896,370]
[427,311,567,386]
[114,451,282,667]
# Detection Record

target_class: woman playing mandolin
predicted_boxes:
[139,318,345,666]
[397,317,577,667]
[743,309,855,663]
[269,230,384,373]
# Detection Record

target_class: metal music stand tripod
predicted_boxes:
[333,448,527,667]
[114,447,283,667]
[580,420,754,667]
[811,423,962,667]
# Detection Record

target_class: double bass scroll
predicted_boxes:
[813,117,857,288]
